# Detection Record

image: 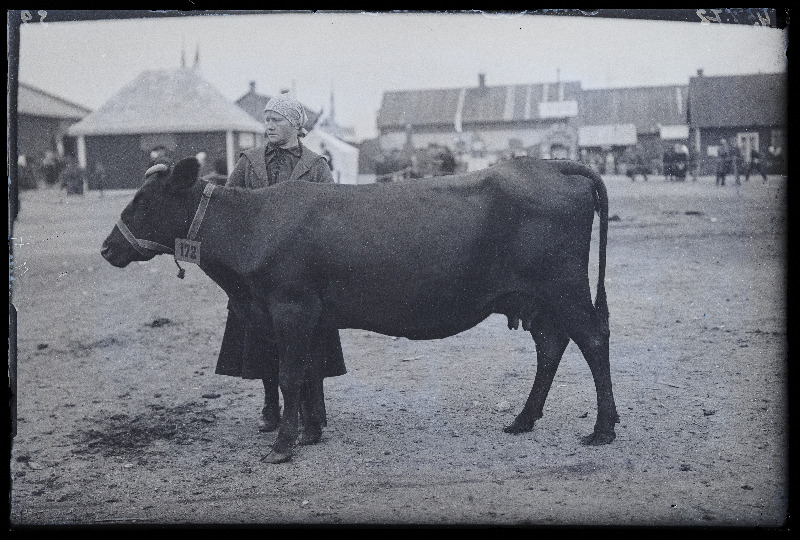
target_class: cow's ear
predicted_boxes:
[170,157,201,191]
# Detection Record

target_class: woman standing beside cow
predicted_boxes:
[217,94,347,448]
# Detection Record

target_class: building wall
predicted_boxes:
[379,119,579,164]
[17,114,77,163]
[176,132,227,177]
[85,131,230,190]
[691,125,783,176]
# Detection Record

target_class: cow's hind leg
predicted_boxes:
[556,291,619,445]
[504,316,569,434]
[261,293,322,464]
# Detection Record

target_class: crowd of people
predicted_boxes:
[374,143,459,182]
[579,138,784,186]
[713,137,780,186]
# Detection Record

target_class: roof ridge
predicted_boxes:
[17,81,92,113]
[384,81,582,95]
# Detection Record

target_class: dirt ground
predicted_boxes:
[9,172,788,527]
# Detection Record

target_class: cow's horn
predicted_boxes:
[145,163,169,178]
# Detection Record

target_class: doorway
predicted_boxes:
[736,132,759,162]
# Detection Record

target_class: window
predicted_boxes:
[770,129,785,151]
[736,132,758,162]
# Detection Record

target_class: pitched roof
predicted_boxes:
[17,82,91,119]
[688,72,787,128]
[236,85,320,132]
[68,68,264,136]
[376,81,582,129]
[579,85,688,133]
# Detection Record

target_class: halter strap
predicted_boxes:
[186,182,216,240]
[115,182,216,276]
[115,219,173,256]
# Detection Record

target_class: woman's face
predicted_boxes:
[264,111,298,148]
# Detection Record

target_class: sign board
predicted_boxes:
[538,100,578,119]
[659,124,690,140]
[174,239,201,264]
[578,124,637,147]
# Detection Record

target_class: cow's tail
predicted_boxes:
[550,160,609,324]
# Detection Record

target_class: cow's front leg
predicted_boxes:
[298,377,325,445]
[261,292,321,464]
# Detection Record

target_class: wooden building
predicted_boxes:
[376,74,582,171]
[67,67,264,190]
[688,71,787,175]
[17,82,91,164]
[578,85,689,174]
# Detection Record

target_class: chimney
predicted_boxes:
[697,69,704,77]
[249,81,256,93]
[478,73,486,88]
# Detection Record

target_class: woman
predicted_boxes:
[217,94,346,446]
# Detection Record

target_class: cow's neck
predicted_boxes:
[187,184,279,303]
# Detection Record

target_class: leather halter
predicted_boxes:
[115,182,216,278]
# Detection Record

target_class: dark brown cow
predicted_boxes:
[101,156,619,463]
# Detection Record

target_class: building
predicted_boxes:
[235,81,321,133]
[17,82,91,164]
[688,71,787,175]
[376,73,582,171]
[317,89,357,144]
[303,128,361,185]
[68,67,265,190]
[578,85,688,174]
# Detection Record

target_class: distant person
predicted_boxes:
[604,152,616,175]
[767,145,784,175]
[59,155,85,195]
[663,145,676,181]
[201,158,228,186]
[625,146,648,182]
[196,151,211,177]
[744,147,767,183]
[729,139,743,185]
[18,154,37,191]
[715,138,731,186]
[41,151,60,186]
[92,162,110,196]
[688,145,699,182]
[672,143,688,182]
[149,146,174,168]
[439,146,457,175]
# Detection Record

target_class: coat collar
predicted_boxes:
[241,141,317,186]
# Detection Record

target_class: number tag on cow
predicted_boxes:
[175,239,201,264]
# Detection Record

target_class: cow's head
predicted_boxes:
[101,157,201,268]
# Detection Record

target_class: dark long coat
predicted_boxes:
[215,143,347,383]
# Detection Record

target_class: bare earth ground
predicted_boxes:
[9,173,788,527]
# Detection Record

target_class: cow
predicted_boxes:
[101,156,619,463]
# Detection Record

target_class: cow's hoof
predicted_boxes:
[259,406,281,432]
[503,419,535,434]
[260,450,293,464]
[298,424,323,446]
[580,430,616,446]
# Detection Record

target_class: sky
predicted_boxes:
[15,10,788,141]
